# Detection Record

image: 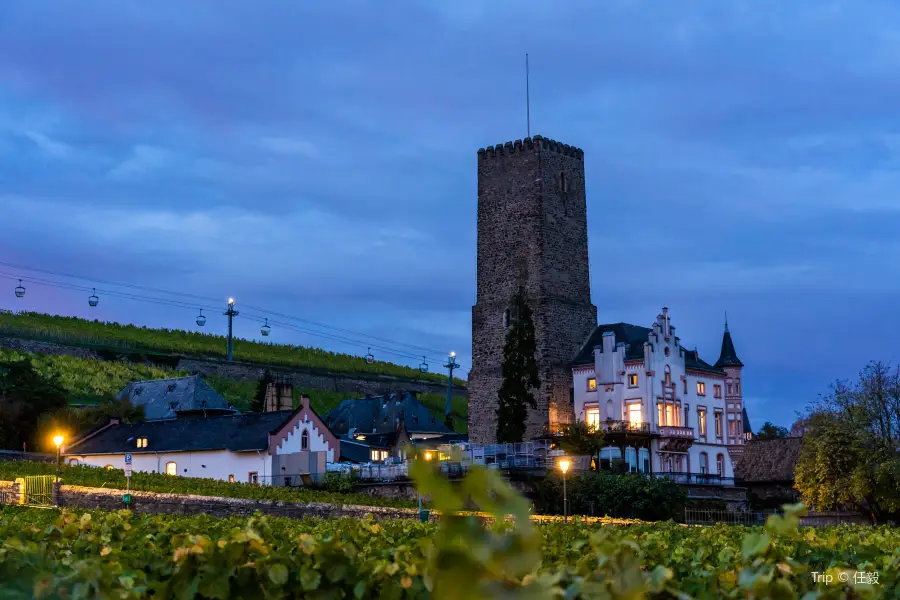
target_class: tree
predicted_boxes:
[556,421,605,471]
[0,358,67,451]
[755,421,790,440]
[795,361,900,524]
[496,287,540,443]
[36,395,145,452]
[251,369,274,412]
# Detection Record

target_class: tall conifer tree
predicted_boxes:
[496,287,541,443]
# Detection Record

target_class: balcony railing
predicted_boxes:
[599,420,652,434]
[652,472,735,487]
[658,426,695,438]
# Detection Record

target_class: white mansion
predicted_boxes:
[571,307,748,480]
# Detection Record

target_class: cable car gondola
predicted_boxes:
[88,288,99,307]
[14,279,25,298]
[261,318,271,337]
[419,356,428,373]
[365,347,375,365]
[196,309,207,327]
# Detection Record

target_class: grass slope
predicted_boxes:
[0,310,466,385]
[0,348,468,433]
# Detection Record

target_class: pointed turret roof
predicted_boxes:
[714,317,743,368]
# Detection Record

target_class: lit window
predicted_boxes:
[627,403,641,426]
[728,420,737,436]
[136,437,148,449]
[370,449,389,462]
[586,407,600,430]
[165,462,177,476]
[714,412,723,438]
[301,429,309,451]
[228,474,235,483]
[714,384,722,398]
[657,403,664,426]
[249,472,259,484]
[698,409,707,437]
[696,382,706,396]
[587,377,597,391]
[627,374,638,387]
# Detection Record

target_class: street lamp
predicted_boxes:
[559,457,571,524]
[418,451,433,522]
[53,434,64,506]
[443,352,459,429]
[224,298,239,361]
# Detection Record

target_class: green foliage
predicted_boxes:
[0,349,470,434]
[0,311,465,384]
[496,288,540,443]
[755,421,790,440]
[555,421,605,469]
[532,471,687,521]
[0,460,415,508]
[317,471,358,494]
[0,358,67,451]
[1,491,900,597]
[35,396,146,452]
[796,361,900,524]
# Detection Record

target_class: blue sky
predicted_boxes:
[1,1,899,429]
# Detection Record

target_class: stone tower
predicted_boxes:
[715,319,745,449]
[468,135,598,443]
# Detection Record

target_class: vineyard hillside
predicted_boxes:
[0,311,466,385]
[0,348,468,433]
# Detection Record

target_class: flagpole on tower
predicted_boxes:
[525,53,531,138]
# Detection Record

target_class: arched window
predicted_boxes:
[716,454,725,477]
[68,458,80,466]
[664,346,670,357]
[735,379,741,394]
[699,452,708,475]
[301,429,310,451]
[664,365,671,386]
[165,461,177,476]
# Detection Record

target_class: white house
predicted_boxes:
[64,394,339,486]
[571,308,747,481]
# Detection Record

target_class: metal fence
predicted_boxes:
[654,472,736,487]
[23,475,55,507]
[685,507,870,527]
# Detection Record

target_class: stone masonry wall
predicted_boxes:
[469,136,596,443]
[0,336,466,399]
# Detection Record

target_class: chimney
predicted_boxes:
[299,394,311,410]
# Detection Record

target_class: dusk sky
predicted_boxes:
[1,1,898,430]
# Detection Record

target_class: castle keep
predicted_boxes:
[468,135,597,443]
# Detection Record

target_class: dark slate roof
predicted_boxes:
[572,323,726,375]
[715,326,744,368]
[683,349,727,376]
[572,323,651,364]
[743,407,752,434]
[336,434,395,463]
[734,437,802,483]
[65,410,294,455]
[324,392,453,436]
[115,375,236,421]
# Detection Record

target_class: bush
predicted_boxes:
[317,471,357,493]
[532,471,686,521]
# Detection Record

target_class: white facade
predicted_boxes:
[68,450,272,484]
[572,308,743,480]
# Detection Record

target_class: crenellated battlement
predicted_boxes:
[477,135,584,161]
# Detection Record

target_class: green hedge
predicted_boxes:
[0,460,414,508]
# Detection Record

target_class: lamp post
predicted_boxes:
[224,298,239,361]
[559,457,570,524]
[418,451,433,522]
[53,434,64,506]
[443,352,458,429]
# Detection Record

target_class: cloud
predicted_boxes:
[4,1,900,424]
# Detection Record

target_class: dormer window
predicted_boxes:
[136,437,148,449]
